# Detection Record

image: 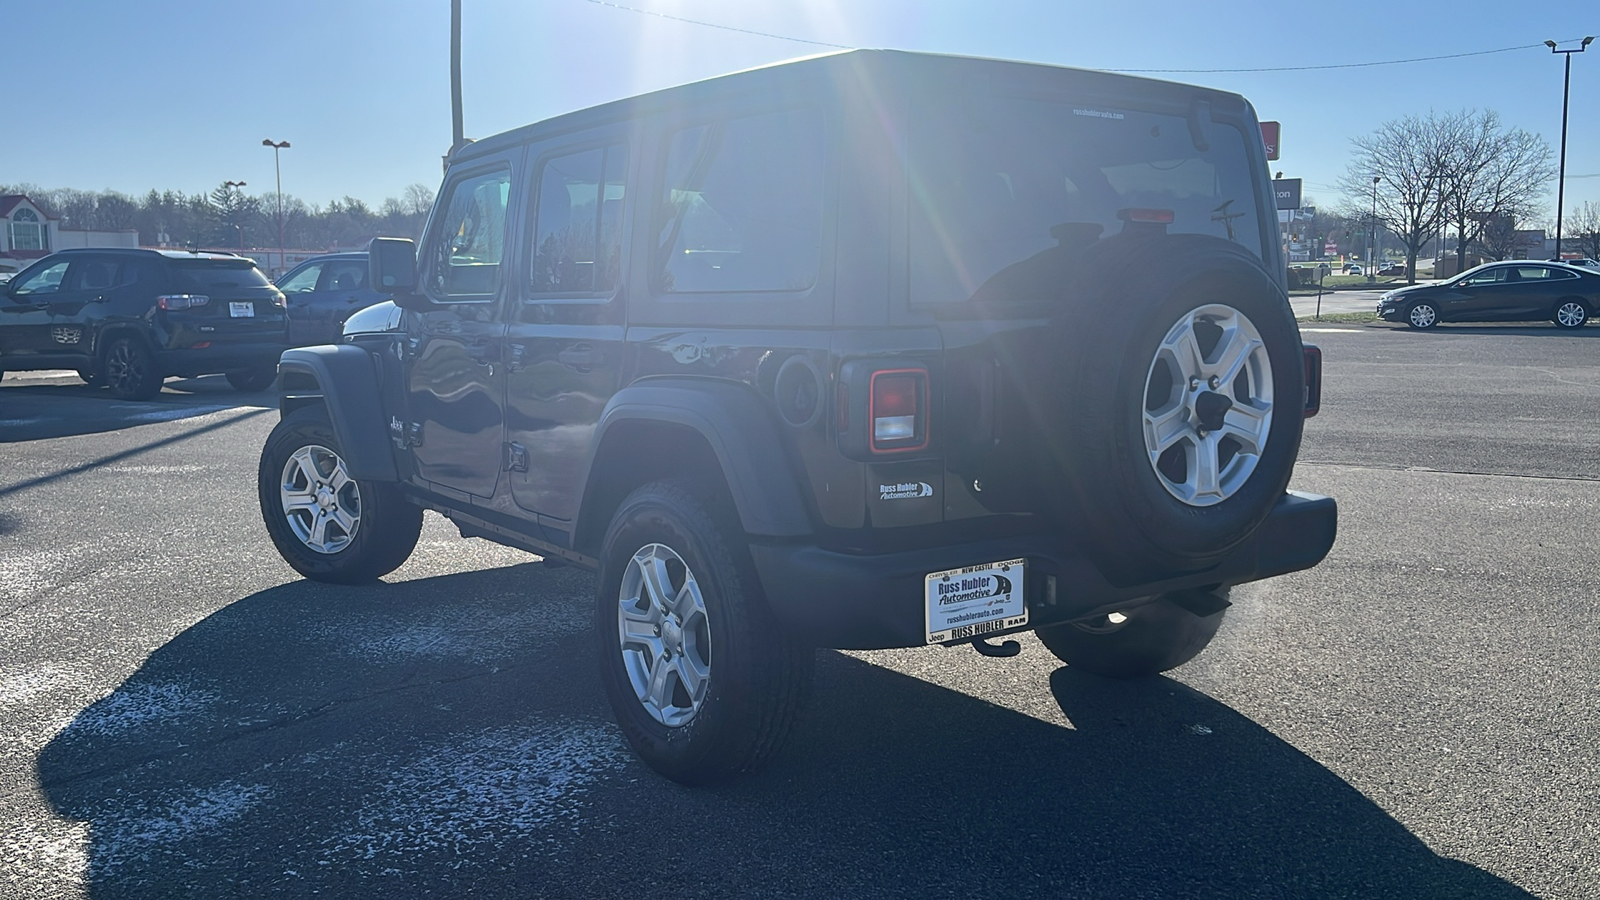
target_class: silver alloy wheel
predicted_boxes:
[1557,301,1587,327]
[279,444,362,554]
[1409,303,1437,328]
[616,542,712,728]
[1142,303,1275,507]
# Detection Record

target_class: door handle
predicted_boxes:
[558,346,603,367]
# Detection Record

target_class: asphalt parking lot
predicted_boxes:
[2,321,1597,899]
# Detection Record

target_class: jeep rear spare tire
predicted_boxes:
[1054,235,1304,579]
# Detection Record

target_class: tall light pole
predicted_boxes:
[1369,175,1381,282]
[223,180,248,255]
[261,139,290,275]
[1546,37,1593,261]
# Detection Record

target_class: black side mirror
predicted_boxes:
[369,236,418,290]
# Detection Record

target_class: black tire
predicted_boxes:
[1049,234,1305,579]
[1035,587,1230,678]
[1406,301,1440,329]
[595,480,812,785]
[1553,299,1589,329]
[257,405,422,584]
[77,368,103,388]
[103,336,163,400]
[226,366,279,392]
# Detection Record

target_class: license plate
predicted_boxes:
[229,302,255,318]
[925,558,1027,644]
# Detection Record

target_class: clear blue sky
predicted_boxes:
[7,0,1598,218]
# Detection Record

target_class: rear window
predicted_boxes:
[172,261,271,293]
[908,96,1267,305]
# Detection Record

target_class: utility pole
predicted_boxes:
[448,0,469,166]
[1368,176,1381,282]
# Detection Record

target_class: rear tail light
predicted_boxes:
[271,291,286,309]
[869,368,928,452]
[157,294,210,310]
[1302,344,1322,418]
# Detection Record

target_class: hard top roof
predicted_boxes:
[451,49,1253,165]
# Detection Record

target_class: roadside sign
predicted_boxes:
[1260,121,1281,160]
[1273,178,1302,210]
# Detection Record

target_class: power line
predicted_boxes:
[1106,39,1592,73]
[581,2,1593,77]
[584,0,854,49]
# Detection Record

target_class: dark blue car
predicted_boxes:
[275,252,388,346]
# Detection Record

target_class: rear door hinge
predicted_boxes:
[504,441,529,473]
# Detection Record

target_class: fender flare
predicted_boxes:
[574,378,813,542]
[277,345,399,482]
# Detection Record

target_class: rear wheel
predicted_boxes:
[1035,587,1230,678]
[226,366,279,392]
[596,481,812,785]
[257,405,422,583]
[1554,300,1588,329]
[103,337,163,400]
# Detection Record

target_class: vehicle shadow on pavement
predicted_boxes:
[0,381,270,443]
[32,565,1529,900]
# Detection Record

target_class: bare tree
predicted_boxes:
[1339,114,1448,283]
[1437,110,1555,270]
[403,183,436,218]
[1569,201,1600,260]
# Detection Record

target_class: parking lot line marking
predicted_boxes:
[1299,328,1364,333]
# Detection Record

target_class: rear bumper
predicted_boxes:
[751,490,1337,650]
[155,342,289,376]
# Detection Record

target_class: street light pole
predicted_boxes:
[222,180,248,255]
[1369,175,1381,282]
[261,139,291,275]
[1546,37,1593,260]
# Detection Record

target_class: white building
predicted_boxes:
[0,194,142,274]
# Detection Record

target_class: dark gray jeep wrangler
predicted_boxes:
[257,50,1336,784]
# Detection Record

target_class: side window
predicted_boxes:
[320,260,368,291]
[278,263,323,293]
[1462,269,1506,286]
[428,168,512,299]
[531,144,629,295]
[656,108,824,294]
[10,259,71,296]
[77,258,121,291]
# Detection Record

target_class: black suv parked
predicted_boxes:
[275,252,389,346]
[257,51,1337,784]
[0,248,287,398]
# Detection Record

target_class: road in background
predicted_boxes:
[2,325,1597,898]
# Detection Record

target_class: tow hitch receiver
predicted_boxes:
[970,635,1022,657]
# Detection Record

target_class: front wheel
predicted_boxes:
[1406,302,1440,329]
[226,366,279,392]
[257,405,422,584]
[1554,300,1589,329]
[1034,587,1230,678]
[596,481,813,785]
